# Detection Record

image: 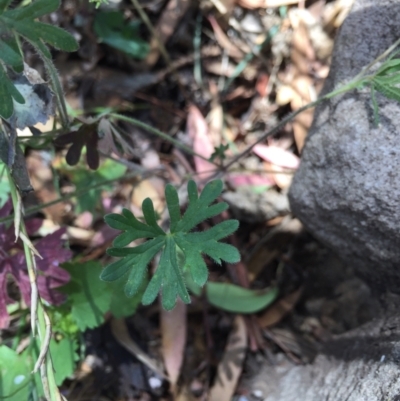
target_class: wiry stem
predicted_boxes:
[7,169,63,401]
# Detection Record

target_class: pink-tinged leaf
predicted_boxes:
[187,105,215,179]
[226,173,275,188]
[209,316,247,401]
[161,299,187,391]
[253,145,300,169]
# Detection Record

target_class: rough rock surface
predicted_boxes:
[251,1,400,400]
[288,0,400,293]
[250,305,400,401]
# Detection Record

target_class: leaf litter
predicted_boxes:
[0,0,365,400]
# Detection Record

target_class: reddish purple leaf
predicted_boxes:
[0,201,72,328]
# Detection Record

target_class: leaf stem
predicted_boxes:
[36,47,69,130]
[0,169,155,225]
[7,169,61,401]
[109,113,220,167]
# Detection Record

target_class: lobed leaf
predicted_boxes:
[0,30,23,72]
[4,0,59,21]
[27,22,78,52]
[101,179,240,310]
[165,184,180,232]
[176,180,227,233]
[0,66,24,119]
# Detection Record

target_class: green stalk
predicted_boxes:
[36,47,69,130]
[0,168,158,225]
[8,170,62,401]
[109,113,219,166]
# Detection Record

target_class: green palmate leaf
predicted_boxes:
[49,337,79,385]
[61,261,112,330]
[0,29,23,71]
[0,345,31,401]
[101,179,240,310]
[0,65,24,119]
[4,0,59,20]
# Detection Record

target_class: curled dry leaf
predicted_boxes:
[209,315,247,401]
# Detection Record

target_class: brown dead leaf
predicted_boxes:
[236,0,300,9]
[275,85,296,106]
[131,178,165,214]
[26,151,66,223]
[264,162,294,190]
[110,318,167,379]
[258,288,303,328]
[209,316,247,401]
[161,300,187,394]
[293,107,314,153]
[323,0,355,30]
[145,0,191,67]
[208,15,245,59]
[291,18,315,62]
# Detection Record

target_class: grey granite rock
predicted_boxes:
[289,0,400,293]
[250,311,400,401]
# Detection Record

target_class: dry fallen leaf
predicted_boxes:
[110,318,167,379]
[161,300,187,394]
[186,105,215,179]
[258,288,303,328]
[208,15,245,59]
[253,144,300,170]
[226,173,275,189]
[131,178,165,215]
[209,316,247,401]
[264,162,294,190]
[145,0,191,67]
[236,0,300,9]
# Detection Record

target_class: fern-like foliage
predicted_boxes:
[0,0,78,118]
[100,179,240,310]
